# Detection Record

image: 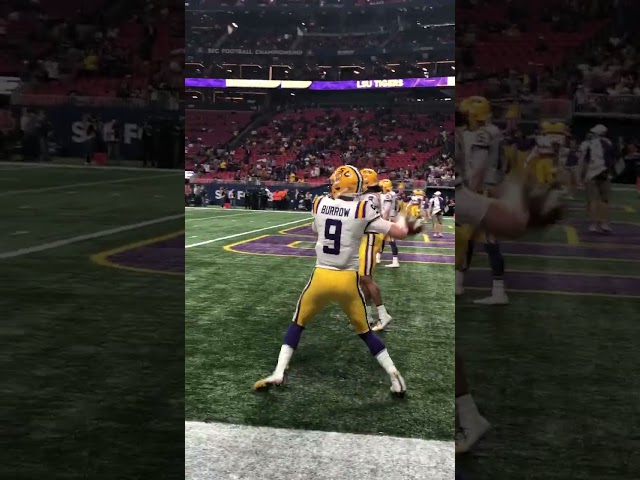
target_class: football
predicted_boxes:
[406,216,424,235]
[526,182,565,228]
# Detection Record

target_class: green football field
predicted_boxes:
[1,161,184,480]
[185,206,456,478]
[457,187,640,480]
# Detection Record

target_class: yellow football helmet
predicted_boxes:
[330,165,363,199]
[540,121,553,134]
[379,179,393,193]
[465,96,491,126]
[360,168,379,189]
[413,189,424,196]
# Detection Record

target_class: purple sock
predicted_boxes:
[284,323,304,349]
[358,331,385,356]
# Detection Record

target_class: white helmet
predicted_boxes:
[434,191,442,196]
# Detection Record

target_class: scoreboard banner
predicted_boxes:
[185,76,454,90]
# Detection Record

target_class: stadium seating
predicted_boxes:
[1,0,182,98]
[185,108,453,184]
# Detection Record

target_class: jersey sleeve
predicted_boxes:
[362,200,391,235]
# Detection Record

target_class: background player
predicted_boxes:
[379,179,401,268]
[456,96,509,305]
[428,190,445,238]
[254,165,421,395]
[455,101,564,454]
[358,168,393,331]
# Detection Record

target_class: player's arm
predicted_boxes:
[524,145,539,169]
[364,205,409,239]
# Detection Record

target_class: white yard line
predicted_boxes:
[186,212,260,225]
[185,421,453,480]
[186,217,311,248]
[0,172,177,197]
[0,161,170,172]
[0,214,184,259]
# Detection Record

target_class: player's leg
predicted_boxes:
[384,238,400,268]
[473,234,508,305]
[359,234,381,325]
[585,179,600,232]
[455,352,490,453]
[434,213,443,237]
[367,235,392,331]
[254,268,328,390]
[377,237,385,264]
[455,224,475,296]
[339,272,406,396]
[598,176,612,232]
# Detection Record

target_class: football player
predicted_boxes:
[428,191,445,238]
[579,124,614,233]
[408,190,423,218]
[379,179,401,268]
[457,96,509,305]
[525,121,562,185]
[254,165,419,396]
[358,168,393,331]
[455,101,564,454]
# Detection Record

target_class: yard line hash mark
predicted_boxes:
[0,173,178,197]
[186,217,312,248]
[0,214,184,259]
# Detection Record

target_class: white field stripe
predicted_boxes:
[0,172,177,197]
[0,214,184,259]
[185,217,311,248]
[0,161,170,172]
[185,421,453,480]
[187,212,260,225]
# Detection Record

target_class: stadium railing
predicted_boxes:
[572,93,640,119]
[187,174,454,190]
[10,94,182,111]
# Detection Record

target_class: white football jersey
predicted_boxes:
[429,196,444,214]
[463,123,503,188]
[359,190,381,213]
[313,196,391,271]
[382,191,399,219]
[410,195,421,205]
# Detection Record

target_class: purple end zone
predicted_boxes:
[229,235,455,264]
[107,235,185,274]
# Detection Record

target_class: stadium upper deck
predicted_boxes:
[186,0,453,81]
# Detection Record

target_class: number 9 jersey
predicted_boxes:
[312,195,391,271]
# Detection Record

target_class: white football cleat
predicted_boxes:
[253,373,285,391]
[376,253,381,264]
[367,315,378,328]
[372,312,392,331]
[600,223,612,233]
[473,292,509,306]
[384,260,400,268]
[455,415,491,454]
[389,370,407,397]
[588,223,599,233]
